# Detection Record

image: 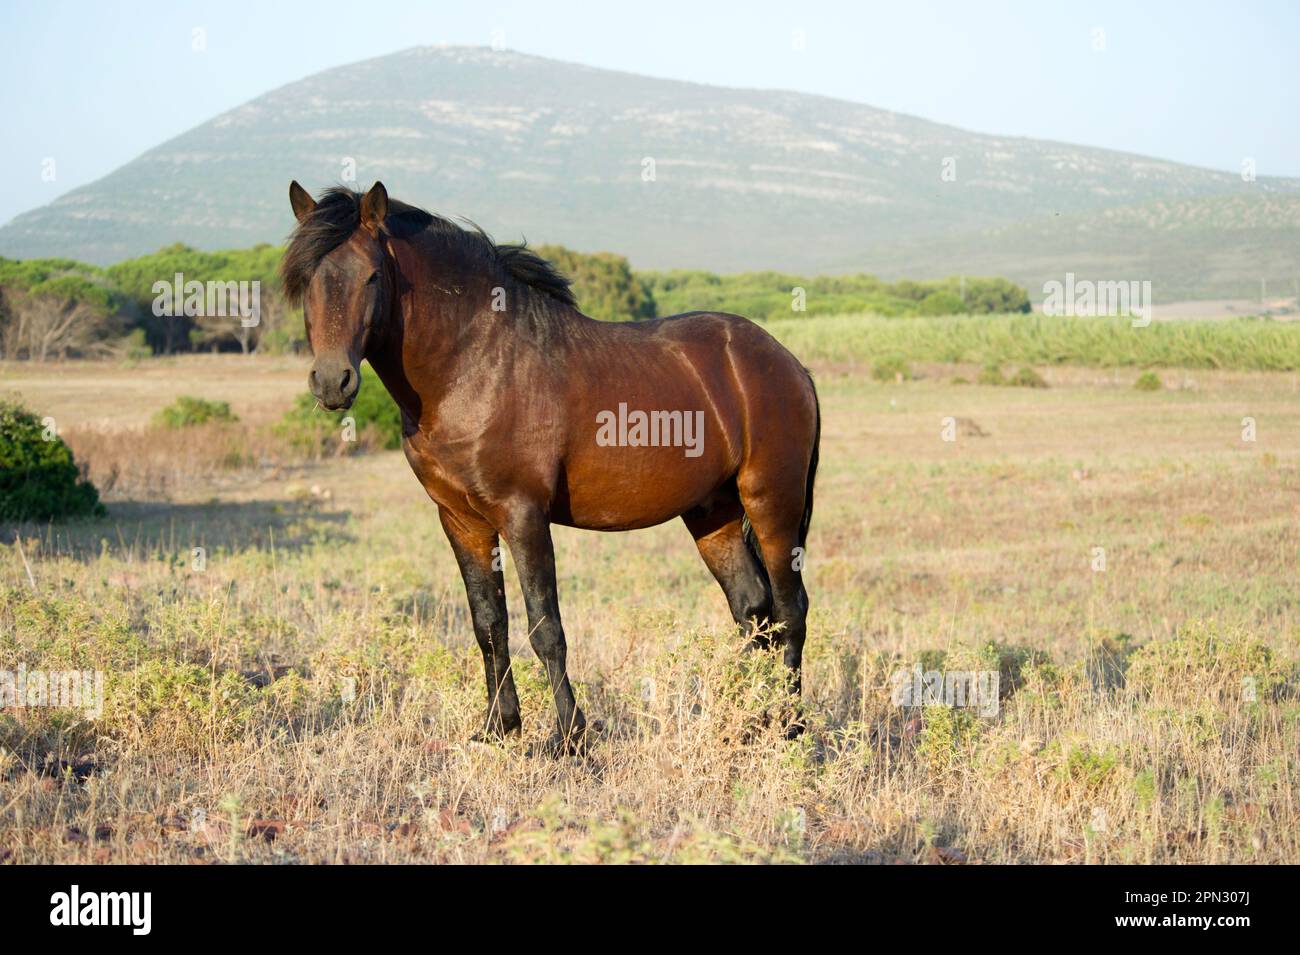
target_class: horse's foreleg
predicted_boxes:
[439,506,522,740]
[503,508,587,755]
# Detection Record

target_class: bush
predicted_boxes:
[977,364,1006,386]
[279,363,403,453]
[1009,366,1049,388]
[1134,371,1162,391]
[119,328,152,361]
[152,396,238,429]
[0,401,104,521]
[917,290,967,316]
[1125,622,1289,705]
[871,355,912,382]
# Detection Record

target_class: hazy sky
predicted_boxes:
[2,0,1296,226]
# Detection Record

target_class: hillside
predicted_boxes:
[843,194,1300,302]
[1,46,1296,300]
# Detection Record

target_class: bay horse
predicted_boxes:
[282,181,820,754]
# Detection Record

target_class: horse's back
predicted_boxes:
[598,307,818,463]
[616,309,808,377]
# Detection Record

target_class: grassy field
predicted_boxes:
[1,339,1298,864]
[769,312,1300,371]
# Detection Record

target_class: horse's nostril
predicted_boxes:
[308,369,319,391]
[340,368,353,394]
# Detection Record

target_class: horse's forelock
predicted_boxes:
[280,188,363,305]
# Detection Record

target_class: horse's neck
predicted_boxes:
[372,235,583,425]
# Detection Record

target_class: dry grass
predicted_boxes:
[1,356,1297,864]
[0,354,386,497]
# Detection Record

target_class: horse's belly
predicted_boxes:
[555,445,728,531]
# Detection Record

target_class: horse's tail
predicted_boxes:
[799,370,821,549]
[741,368,820,583]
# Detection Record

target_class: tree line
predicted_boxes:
[0,243,1029,360]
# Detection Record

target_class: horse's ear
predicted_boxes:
[360,181,389,234]
[289,181,316,223]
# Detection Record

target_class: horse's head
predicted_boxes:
[284,180,392,411]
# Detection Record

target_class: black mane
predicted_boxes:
[280,186,576,309]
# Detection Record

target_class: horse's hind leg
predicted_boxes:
[683,493,773,644]
[736,470,811,736]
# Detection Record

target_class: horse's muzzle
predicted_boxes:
[309,357,359,411]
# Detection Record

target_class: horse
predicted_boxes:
[282,180,820,754]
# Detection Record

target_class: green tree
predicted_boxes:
[106,242,294,354]
[536,245,656,321]
[0,257,130,360]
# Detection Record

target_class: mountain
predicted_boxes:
[2,45,1297,301]
[842,194,1300,303]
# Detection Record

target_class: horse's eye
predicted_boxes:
[366,271,379,285]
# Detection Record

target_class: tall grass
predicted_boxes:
[2,364,1298,863]
[768,313,1300,370]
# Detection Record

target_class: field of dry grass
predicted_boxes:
[1,354,1297,863]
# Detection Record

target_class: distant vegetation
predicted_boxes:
[1134,371,1164,391]
[6,241,1297,373]
[152,396,239,430]
[768,313,1300,371]
[643,272,1030,321]
[535,244,656,322]
[0,258,130,360]
[975,364,1050,388]
[0,245,285,359]
[0,241,1030,360]
[105,243,286,354]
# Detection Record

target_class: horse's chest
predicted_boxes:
[401,436,476,511]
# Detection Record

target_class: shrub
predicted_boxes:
[1134,371,1162,391]
[977,364,1006,386]
[119,328,153,361]
[916,704,981,770]
[152,395,238,429]
[1053,743,1121,794]
[1009,366,1049,388]
[0,401,104,521]
[871,355,912,382]
[279,363,403,453]
[917,290,967,316]
[1125,623,1290,706]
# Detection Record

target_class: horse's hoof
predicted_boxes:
[470,721,521,745]
[529,727,588,759]
[781,708,807,740]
